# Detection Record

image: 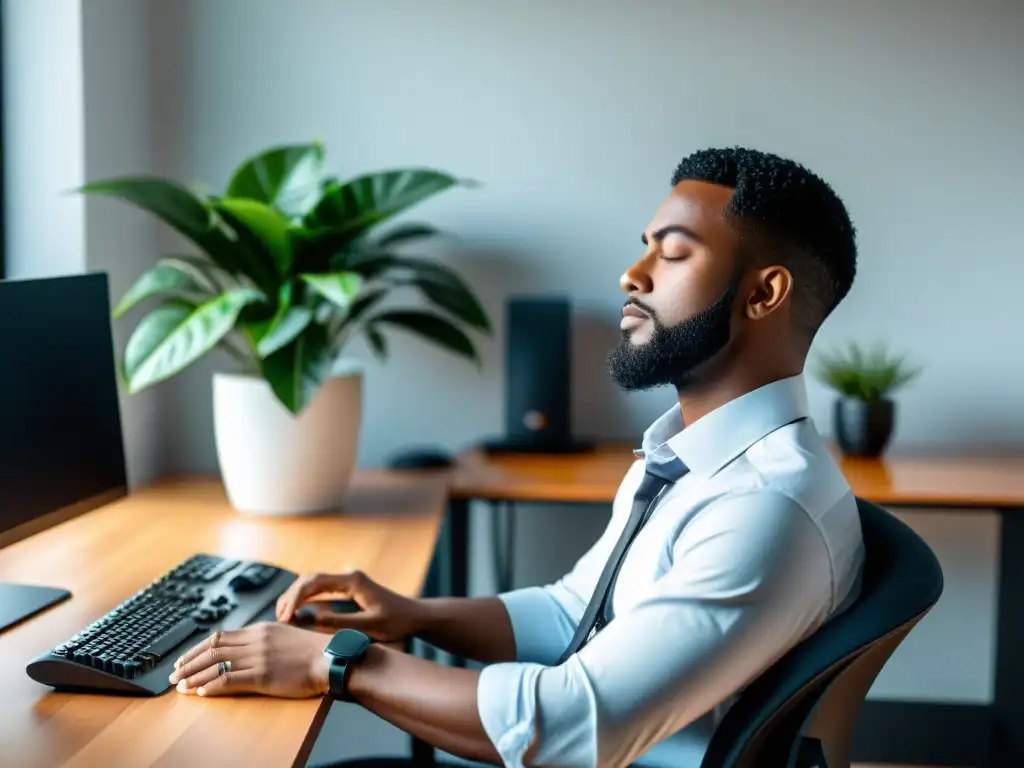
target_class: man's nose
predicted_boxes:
[620,259,654,294]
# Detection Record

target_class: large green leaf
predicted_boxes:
[157,254,226,293]
[306,169,465,240]
[225,142,324,218]
[373,310,479,365]
[247,304,314,358]
[344,255,490,332]
[77,177,241,273]
[113,264,212,319]
[79,176,209,230]
[365,325,387,361]
[213,201,286,295]
[374,222,440,249]
[261,324,333,414]
[346,288,387,324]
[216,197,293,278]
[121,301,193,388]
[122,288,264,392]
[300,272,363,312]
[327,288,388,355]
[414,277,490,333]
[242,283,306,358]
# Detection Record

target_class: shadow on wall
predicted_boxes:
[445,243,539,313]
[436,242,539,395]
[353,242,542,465]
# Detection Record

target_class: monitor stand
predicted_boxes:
[0,583,72,634]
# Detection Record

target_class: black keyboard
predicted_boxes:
[26,553,296,696]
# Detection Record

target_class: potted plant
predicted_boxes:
[813,341,921,457]
[79,141,490,515]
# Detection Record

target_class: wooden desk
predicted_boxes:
[449,444,1024,768]
[452,443,633,504]
[0,472,446,768]
[452,442,1024,507]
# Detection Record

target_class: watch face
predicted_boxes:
[325,628,371,659]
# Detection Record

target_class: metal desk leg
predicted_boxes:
[993,508,1024,767]
[492,501,517,595]
[410,735,437,766]
[446,497,471,669]
[448,498,470,599]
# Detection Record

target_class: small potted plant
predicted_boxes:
[813,341,922,457]
[79,141,490,515]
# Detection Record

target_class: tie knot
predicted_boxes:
[646,457,689,482]
[633,457,689,502]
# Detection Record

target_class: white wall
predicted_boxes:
[158,0,1024,469]
[2,0,85,279]
[2,0,166,487]
[80,0,173,487]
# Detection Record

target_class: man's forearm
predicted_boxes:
[413,596,517,663]
[347,644,502,765]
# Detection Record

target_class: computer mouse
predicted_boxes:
[228,573,260,592]
[386,447,455,470]
[292,599,362,626]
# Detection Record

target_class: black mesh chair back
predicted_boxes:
[699,497,944,768]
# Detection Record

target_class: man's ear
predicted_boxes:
[743,265,793,320]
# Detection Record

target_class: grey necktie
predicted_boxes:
[557,457,690,663]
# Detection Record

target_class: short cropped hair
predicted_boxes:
[671,147,857,335]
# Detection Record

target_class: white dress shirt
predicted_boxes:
[475,374,865,767]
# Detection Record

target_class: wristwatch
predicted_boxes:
[323,628,371,702]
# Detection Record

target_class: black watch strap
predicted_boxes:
[328,656,355,702]
[324,628,371,702]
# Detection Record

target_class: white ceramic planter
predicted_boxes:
[212,361,363,515]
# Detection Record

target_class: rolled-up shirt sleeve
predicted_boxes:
[477,489,834,768]
[496,461,647,666]
[496,586,578,666]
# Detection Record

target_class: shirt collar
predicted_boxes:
[634,374,810,476]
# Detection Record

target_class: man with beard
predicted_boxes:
[168,147,865,768]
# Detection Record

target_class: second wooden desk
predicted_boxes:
[448,444,1024,768]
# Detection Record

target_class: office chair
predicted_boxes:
[698,497,944,768]
[333,498,943,768]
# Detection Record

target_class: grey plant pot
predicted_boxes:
[833,396,895,457]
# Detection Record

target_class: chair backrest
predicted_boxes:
[699,497,944,768]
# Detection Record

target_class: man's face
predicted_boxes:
[607,180,742,391]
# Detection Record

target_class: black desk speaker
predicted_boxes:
[481,295,592,454]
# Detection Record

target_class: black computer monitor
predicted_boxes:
[0,272,128,632]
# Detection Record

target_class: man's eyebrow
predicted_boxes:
[641,225,705,246]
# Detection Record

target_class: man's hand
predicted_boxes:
[275,570,423,643]
[168,622,330,698]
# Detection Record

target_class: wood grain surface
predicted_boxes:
[0,472,446,768]
[452,443,1024,507]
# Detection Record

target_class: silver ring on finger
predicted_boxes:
[217,660,232,676]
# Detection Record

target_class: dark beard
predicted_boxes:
[606,279,739,392]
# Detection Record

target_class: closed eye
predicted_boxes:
[658,229,693,260]
[661,240,691,261]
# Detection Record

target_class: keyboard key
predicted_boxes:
[139,618,201,662]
